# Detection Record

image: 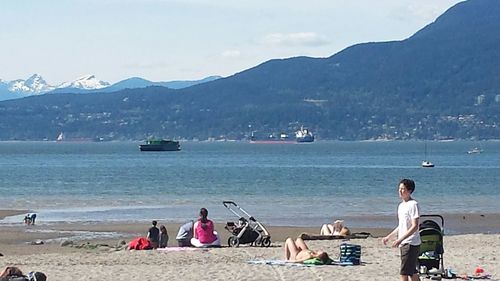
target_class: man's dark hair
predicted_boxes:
[152,220,157,226]
[400,179,415,193]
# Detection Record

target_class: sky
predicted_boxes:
[0,0,464,85]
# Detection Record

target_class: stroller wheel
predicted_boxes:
[261,237,271,247]
[228,236,240,248]
[254,238,262,247]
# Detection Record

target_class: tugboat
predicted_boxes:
[139,139,181,151]
[295,126,314,143]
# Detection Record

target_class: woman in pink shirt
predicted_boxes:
[191,208,221,247]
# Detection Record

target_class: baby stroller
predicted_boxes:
[418,215,444,276]
[223,201,271,247]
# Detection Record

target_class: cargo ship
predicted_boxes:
[139,139,181,151]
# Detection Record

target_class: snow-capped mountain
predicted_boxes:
[58,74,110,90]
[0,74,110,100]
[0,74,220,101]
[8,74,55,94]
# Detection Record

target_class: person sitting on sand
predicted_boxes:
[159,225,169,248]
[176,220,194,247]
[284,237,330,264]
[190,208,220,247]
[320,219,351,236]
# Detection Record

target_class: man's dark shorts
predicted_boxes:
[400,244,420,275]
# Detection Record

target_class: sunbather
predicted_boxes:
[320,219,351,236]
[284,237,329,264]
[0,266,24,281]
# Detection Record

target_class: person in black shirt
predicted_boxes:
[147,220,160,249]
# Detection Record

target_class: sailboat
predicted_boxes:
[56,132,64,142]
[422,142,434,168]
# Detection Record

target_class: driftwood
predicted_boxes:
[299,232,371,240]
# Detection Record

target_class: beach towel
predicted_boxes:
[246,259,356,267]
[156,247,206,252]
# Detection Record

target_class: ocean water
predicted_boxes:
[0,141,498,228]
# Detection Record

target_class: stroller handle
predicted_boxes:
[223,201,237,208]
[421,214,444,228]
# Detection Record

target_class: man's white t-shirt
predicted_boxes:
[397,199,421,246]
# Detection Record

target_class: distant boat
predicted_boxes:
[295,126,314,143]
[56,132,64,142]
[421,160,435,168]
[139,139,180,151]
[422,142,434,168]
[467,147,483,154]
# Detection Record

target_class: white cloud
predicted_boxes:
[391,1,463,23]
[261,32,330,47]
[221,50,241,58]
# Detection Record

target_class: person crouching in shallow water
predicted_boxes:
[190,208,220,247]
[382,178,421,281]
[24,214,31,225]
[284,237,330,264]
[320,219,351,236]
[30,213,37,225]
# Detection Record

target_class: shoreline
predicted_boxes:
[1,209,499,256]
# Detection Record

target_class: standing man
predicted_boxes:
[147,220,160,249]
[383,179,421,281]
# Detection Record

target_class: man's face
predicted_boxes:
[398,183,410,200]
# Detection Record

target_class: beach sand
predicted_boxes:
[1,210,499,280]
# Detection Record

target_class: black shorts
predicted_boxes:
[400,244,420,276]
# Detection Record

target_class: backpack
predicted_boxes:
[339,243,361,265]
[27,272,47,281]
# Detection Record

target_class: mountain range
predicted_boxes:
[0,75,221,101]
[0,0,498,141]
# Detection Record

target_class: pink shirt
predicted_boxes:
[195,219,216,244]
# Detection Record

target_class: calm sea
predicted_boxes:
[0,141,499,228]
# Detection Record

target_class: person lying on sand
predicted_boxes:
[0,266,24,280]
[284,237,330,264]
[0,267,47,281]
[320,219,351,236]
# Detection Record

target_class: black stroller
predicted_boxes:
[418,215,445,277]
[223,201,271,247]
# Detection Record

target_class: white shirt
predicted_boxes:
[398,199,421,246]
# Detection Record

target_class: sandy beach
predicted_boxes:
[1,210,499,280]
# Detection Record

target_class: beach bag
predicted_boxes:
[339,243,361,265]
[27,272,47,281]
